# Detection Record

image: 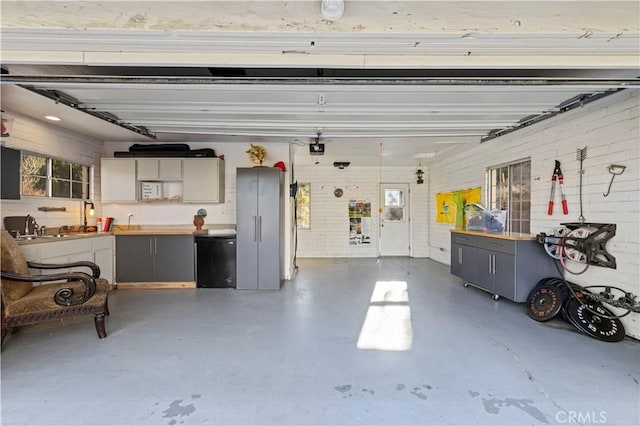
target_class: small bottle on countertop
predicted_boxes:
[96,217,103,233]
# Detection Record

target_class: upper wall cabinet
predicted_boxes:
[183,158,225,203]
[100,157,224,204]
[136,159,182,180]
[101,158,137,202]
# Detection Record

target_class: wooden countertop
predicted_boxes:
[112,228,195,236]
[450,229,537,241]
[111,224,235,236]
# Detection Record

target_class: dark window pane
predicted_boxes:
[52,179,70,198]
[71,182,84,199]
[22,176,47,196]
[52,159,71,179]
[71,163,84,181]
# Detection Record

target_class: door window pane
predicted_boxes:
[385,189,404,207]
[384,207,404,221]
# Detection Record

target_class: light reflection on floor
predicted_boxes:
[357,280,413,351]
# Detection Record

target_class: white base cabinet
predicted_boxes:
[19,235,115,284]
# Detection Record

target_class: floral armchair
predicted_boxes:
[1,230,110,345]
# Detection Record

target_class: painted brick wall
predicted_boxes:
[295,166,429,258]
[429,89,640,338]
[1,111,103,229]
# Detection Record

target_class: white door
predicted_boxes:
[380,184,410,256]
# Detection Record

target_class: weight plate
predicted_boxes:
[527,284,565,322]
[560,283,594,323]
[564,298,625,342]
[529,277,554,295]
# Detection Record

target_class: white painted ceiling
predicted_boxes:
[1,1,639,166]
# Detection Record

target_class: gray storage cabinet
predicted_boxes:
[450,233,478,284]
[116,235,195,282]
[236,167,284,290]
[450,231,558,302]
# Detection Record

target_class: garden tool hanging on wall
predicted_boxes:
[547,160,569,216]
[603,164,626,197]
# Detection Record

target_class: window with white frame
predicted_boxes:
[21,152,90,199]
[487,158,531,233]
[296,183,311,229]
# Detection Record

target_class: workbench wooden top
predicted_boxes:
[450,229,537,241]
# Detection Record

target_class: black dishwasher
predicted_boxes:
[195,236,236,288]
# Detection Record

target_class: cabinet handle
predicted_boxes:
[458,247,463,264]
[253,216,257,241]
[149,238,153,255]
[488,255,492,274]
[154,237,157,254]
[492,255,496,275]
[258,216,262,242]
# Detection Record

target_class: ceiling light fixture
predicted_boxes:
[414,152,436,159]
[44,115,61,121]
[321,0,344,21]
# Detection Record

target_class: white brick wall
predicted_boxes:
[295,166,429,258]
[429,89,640,338]
[1,111,103,229]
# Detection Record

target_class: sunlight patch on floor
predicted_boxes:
[357,281,413,351]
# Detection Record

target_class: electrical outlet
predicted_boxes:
[317,93,326,105]
[128,213,133,217]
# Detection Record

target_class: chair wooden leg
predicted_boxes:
[104,299,110,316]
[94,313,107,338]
[1,326,9,348]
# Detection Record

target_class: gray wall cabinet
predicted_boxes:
[236,167,284,290]
[450,231,558,302]
[116,235,194,282]
[1,146,21,200]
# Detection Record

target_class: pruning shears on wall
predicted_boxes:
[548,160,569,215]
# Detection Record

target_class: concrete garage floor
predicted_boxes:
[1,258,639,426]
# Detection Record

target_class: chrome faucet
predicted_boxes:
[24,214,39,236]
[24,214,31,235]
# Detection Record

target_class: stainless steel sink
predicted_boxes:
[16,234,68,241]
[15,235,38,241]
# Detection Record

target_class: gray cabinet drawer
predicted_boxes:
[451,233,477,246]
[476,236,516,255]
